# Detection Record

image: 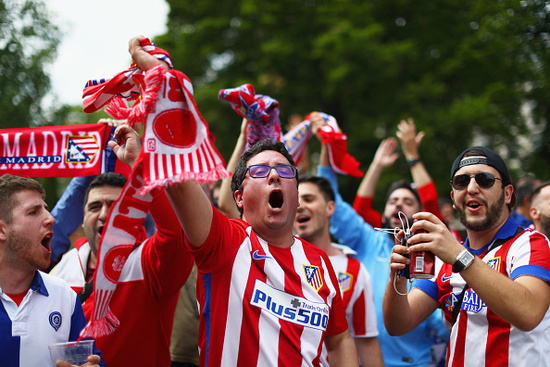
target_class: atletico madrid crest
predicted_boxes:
[338,272,353,292]
[66,135,100,163]
[304,265,323,291]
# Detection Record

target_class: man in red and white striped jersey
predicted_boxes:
[383,146,550,366]
[295,175,383,367]
[164,139,359,367]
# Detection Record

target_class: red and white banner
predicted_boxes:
[0,123,120,177]
[81,158,152,338]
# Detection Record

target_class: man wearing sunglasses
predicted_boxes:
[164,138,358,367]
[383,146,550,366]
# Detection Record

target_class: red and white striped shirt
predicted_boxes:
[419,223,550,367]
[330,244,378,338]
[187,208,349,367]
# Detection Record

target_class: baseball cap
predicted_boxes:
[450,146,516,208]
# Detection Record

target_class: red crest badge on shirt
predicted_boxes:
[338,272,353,292]
[487,257,502,272]
[304,265,323,291]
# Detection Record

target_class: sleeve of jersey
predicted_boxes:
[317,165,378,259]
[49,175,95,267]
[413,278,439,301]
[352,195,383,228]
[417,182,444,223]
[510,231,550,282]
[183,206,247,273]
[141,189,194,300]
[352,265,379,338]
[70,296,107,367]
[324,256,350,336]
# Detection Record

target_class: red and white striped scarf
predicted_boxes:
[282,112,363,177]
[80,39,228,339]
[218,84,282,151]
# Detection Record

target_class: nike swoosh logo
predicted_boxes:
[441,274,452,282]
[252,250,272,260]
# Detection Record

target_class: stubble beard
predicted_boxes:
[456,191,505,232]
[539,212,550,239]
[7,228,49,270]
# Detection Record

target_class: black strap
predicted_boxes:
[78,279,94,304]
[452,283,468,325]
[451,226,523,326]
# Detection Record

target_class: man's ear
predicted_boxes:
[234,190,244,210]
[0,219,8,242]
[530,206,541,221]
[450,191,456,210]
[505,184,514,206]
[327,200,335,218]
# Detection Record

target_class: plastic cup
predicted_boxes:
[48,339,94,366]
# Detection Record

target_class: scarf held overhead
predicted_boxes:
[80,38,228,339]
[218,83,282,151]
[0,123,122,177]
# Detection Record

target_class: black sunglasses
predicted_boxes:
[451,172,502,190]
[246,164,297,179]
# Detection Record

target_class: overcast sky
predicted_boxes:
[45,0,169,107]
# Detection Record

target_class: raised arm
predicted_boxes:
[218,118,247,219]
[353,137,398,226]
[356,137,399,200]
[396,118,446,222]
[396,118,430,188]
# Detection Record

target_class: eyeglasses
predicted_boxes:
[451,172,502,190]
[246,164,297,179]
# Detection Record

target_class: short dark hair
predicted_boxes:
[515,176,541,204]
[386,179,422,209]
[231,139,297,215]
[0,174,45,223]
[531,181,550,207]
[83,172,127,209]
[298,175,335,203]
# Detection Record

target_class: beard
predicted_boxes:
[539,212,550,239]
[455,191,506,232]
[6,228,50,270]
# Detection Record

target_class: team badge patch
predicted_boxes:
[486,257,501,272]
[338,272,353,292]
[66,135,100,163]
[304,265,323,291]
[49,311,62,331]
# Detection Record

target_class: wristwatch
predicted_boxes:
[407,158,422,168]
[452,249,475,273]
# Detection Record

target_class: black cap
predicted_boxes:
[450,146,516,207]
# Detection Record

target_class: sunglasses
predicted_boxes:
[450,172,502,190]
[246,164,297,179]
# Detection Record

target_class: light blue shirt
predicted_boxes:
[318,166,449,367]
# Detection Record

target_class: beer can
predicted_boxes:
[409,228,435,279]
[410,250,435,279]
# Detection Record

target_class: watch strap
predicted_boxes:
[452,248,474,273]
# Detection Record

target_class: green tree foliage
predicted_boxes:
[0,0,60,129]
[156,0,550,204]
[0,0,62,207]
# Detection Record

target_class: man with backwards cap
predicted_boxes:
[382,146,550,366]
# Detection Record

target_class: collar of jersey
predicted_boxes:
[463,216,521,256]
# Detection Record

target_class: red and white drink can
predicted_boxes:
[410,250,435,279]
[410,228,435,279]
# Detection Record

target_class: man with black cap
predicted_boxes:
[383,146,550,366]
